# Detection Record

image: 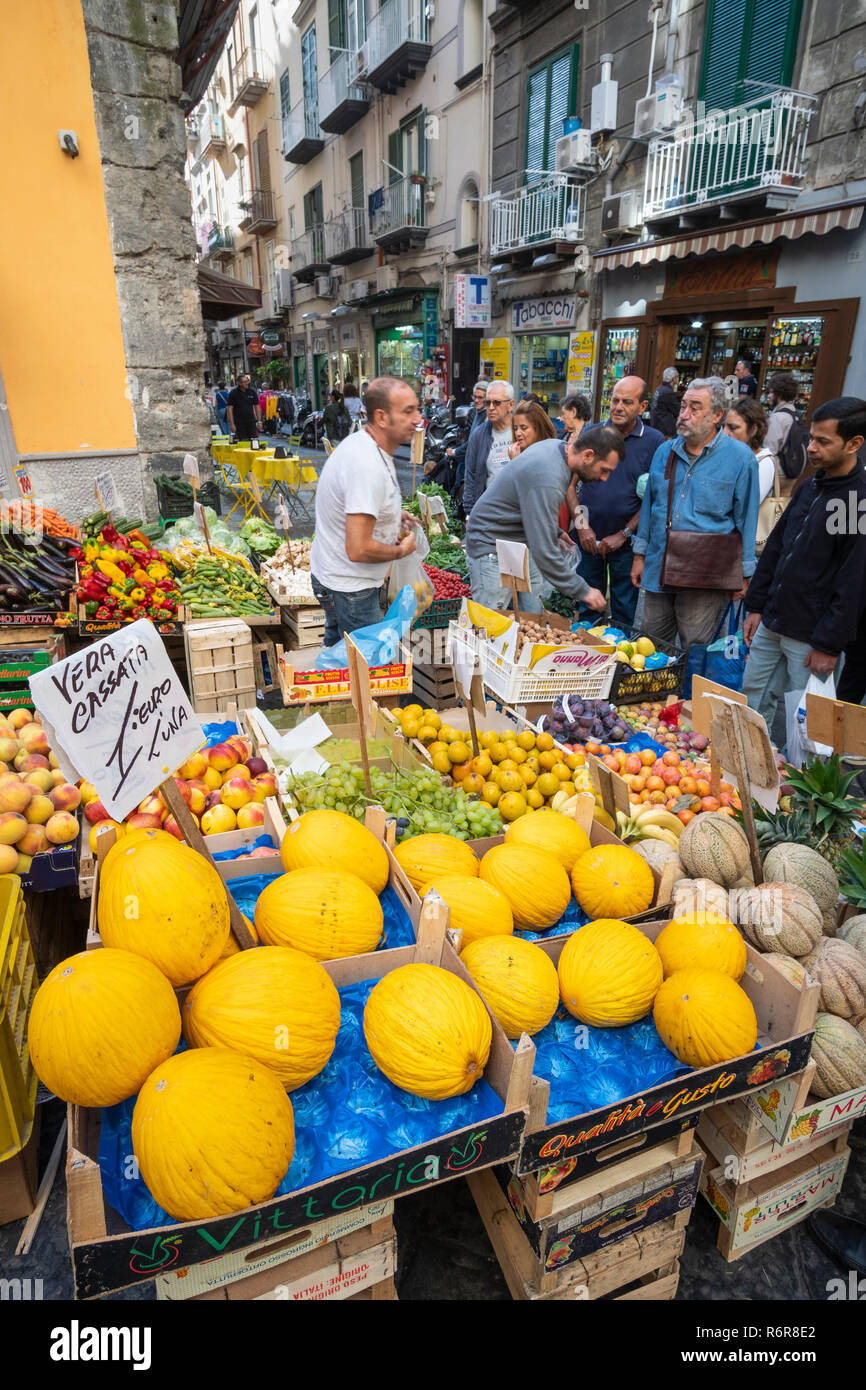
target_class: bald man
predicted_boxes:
[575,376,664,627]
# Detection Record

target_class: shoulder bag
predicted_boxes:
[659,448,743,591]
[755,454,789,554]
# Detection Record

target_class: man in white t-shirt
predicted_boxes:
[310,376,421,646]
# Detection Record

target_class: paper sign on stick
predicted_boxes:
[496,540,531,588]
[29,619,204,823]
[94,471,119,515]
[182,453,200,482]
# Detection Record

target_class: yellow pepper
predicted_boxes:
[107,586,134,609]
[130,587,146,602]
[97,558,127,584]
[147,562,170,581]
[133,568,150,586]
[84,540,100,563]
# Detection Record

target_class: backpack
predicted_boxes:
[776,406,810,480]
[334,410,351,442]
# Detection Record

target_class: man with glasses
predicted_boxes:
[447,379,489,488]
[463,381,515,517]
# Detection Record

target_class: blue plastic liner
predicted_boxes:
[98,978,502,1231]
[200,720,239,747]
[210,834,276,862]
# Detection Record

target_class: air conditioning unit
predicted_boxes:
[347,278,370,302]
[275,267,294,310]
[316,274,337,298]
[601,188,643,237]
[633,88,685,139]
[555,129,594,174]
[376,265,397,292]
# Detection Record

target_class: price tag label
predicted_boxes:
[496,539,530,582]
[276,498,291,534]
[193,501,206,533]
[29,619,204,823]
[95,471,119,515]
[182,453,200,483]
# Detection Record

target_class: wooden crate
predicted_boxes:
[252,635,278,694]
[412,661,456,709]
[699,1132,851,1261]
[184,1218,398,1301]
[743,1059,866,1146]
[698,1094,852,1186]
[468,1168,684,1301]
[282,605,326,643]
[184,619,255,712]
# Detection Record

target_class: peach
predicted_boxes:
[201,804,237,835]
[661,766,681,786]
[221,777,253,811]
[623,753,643,776]
[0,722,17,740]
[16,853,32,874]
[187,786,206,816]
[15,752,49,773]
[126,811,163,831]
[163,813,198,840]
[50,783,82,813]
[206,743,239,773]
[227,736,252,761]
[249,773,278,802]
[700,795,721,813]
[0,811,29,845]
[137,793,165,820]
[26,795,54,825]
[230,765,252,782]
[84,799,110,826]
[236,803,265,829]
[8,708,32,731]
[17,724,49,755]
[0,778,33,814]
[11,818,41,851]
[51,769,67,788]
[88,820,123,854]
[202,767,222,791]
[177,751,207,781]
[78,781,100,805]
[45,812,80,846]
[0,843,18,874]
[0,737,20,763]
[246,756,268,778]
[48,751,59,769]
[662,751,681,767]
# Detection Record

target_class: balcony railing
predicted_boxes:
[239,189,277,232]
[291,225,330,282]
[372,175,429,250]
[325,207,374,264]
[643,89,819,223]
[489,174,585,255]
[206,224,234,259]
[319,51,370,134]
[199,114,226,157]
[283,99,324,164]
[230,47,271,108]
[363,0,431,92]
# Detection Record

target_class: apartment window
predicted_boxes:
[459,0,483,81]
[388,109,426,181]
[457,178,479,249]
[349,151,365,210]
[525,45,578,174]
[304,183,324,229]
[248,4,258,51]
[279,68,291,149]
[699,0,803,108]
[243,253,254,285]
[265,239,277,301]
[302,24,319,125]
[254,128,271,192]
[329,0,367,56]
[237,154,246,198]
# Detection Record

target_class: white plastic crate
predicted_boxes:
[449,622,615,704]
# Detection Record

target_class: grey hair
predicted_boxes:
[486,381,514,401]
[662,366,678,384]
[687,376,729,415]
[473,380,489,394]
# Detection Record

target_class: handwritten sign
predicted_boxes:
[95,471,119,515]
[182,453,200,483]
[29,619,204,822]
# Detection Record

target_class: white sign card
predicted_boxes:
[194,501,207,533]
[496,539,530,581]
[29,619,204,822]
[95,470,120,514]
[183,453,201,482]
[276,497,291,534]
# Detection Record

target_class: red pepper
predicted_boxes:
[95,605,111,620]
[132,606,147,620]
[116,557,134,575]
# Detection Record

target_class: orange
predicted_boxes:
[538,750,557,771]
[422,709,441,729]
[451,762,472,783]
[462,773,485,796]
[438,726,457,744]
[402,718,420,739]
[536,732,554,752]
[428,741,448,760]
[498,758,519,775]
[471,753,493,778]
[403,704,423,721]
[524,755,541,773]
[509,746,528,765]
[482,781,501,806]
[416,724,438,745]
[498,771,523,794]
[527,787,545,809]
[431,752,452,775]
[448,741,471,764]
[498,791,528,822]
[480,731,498,750]
[536,772,559,798]
[640,749,656,766]
[490,742,511,764]
[518,766,537,788]
[552,763,571,780]
[516,731,536,751]
[565,752,584,770]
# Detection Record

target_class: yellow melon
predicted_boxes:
[505,809,591,872]
[363,963,492,1098]
[394,833,479,892]
[255,868,384,960]
[479,844,571,931]
[655,913,746,981]
[571,844,654,919]
[421,875,513,949]
[461,936,559,1037]
[653,968,758,1067]
[280,808,389,894]
[558,918,664,1027]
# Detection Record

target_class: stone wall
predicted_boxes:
[80,0,211,519]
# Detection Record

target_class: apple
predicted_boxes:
[138,793,165,820]
[88,820,123,854]
[26,794,54,825]
[0,778,32,814]
[163,813,199,840]
[236,803,265,829]
[84,799,110,825]
[125,811,163,831]
[50,783,82,813]
[221,777,253,811]
[45,812,80,846]
[245,756,268,778]
[0,843,18,874]
[206,744,239,773]
[8,709,32,731]
[177,751,207,781]
[249,773,278,802]
[201,804,237,835]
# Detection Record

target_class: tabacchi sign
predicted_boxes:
[511,297,576,332]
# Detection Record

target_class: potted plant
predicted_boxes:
[409,170,426,186]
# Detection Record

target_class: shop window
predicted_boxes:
[525,45,578,175]
[699,0,803,110]
[457,178,479,250]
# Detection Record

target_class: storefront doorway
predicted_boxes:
[377,326,424,387]
[517,333,569,407]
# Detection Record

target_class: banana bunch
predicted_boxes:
[616,802,685,850]
[551,789,584,818]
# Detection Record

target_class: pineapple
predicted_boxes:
[783,754,860,869]
[839,839,866,913]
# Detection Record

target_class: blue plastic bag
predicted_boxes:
[685,602,746,697]
[315,585,417,669]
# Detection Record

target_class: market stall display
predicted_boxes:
[0,529,77,620]
[262,538,316,605]
[0,708,82,886]
[175,553,274,619]
[72,526,181,628]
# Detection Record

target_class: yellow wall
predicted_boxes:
[0,0,137,454]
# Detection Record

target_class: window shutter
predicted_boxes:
[349,151,365,209]
[526,67,548,173]
[547,52,571,166]
[744,0,802,95]
[388,129,402,182]
[255,129,270,190]
[279,69,290,121]
[328,0,346,58]
[699,0,748,108]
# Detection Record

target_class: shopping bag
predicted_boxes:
[785,672,836,768]
[387,524,433,609]
[684,602,746,697]
[315,585,419,670]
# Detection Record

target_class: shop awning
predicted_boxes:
[495,269,575,303]
[177,1,240,109]
[593,198,866,272]
[197,263,262,321]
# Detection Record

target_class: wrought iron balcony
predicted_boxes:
[643,89,819,228]
[206,224,235,263]
[283,100,324,165]
[325,207,374,264]
[229,47,271,110]
[371,175,429,252]
[238,189,278,234]
[489,174,585,258]
[319,51,370,134]
[362,0,431,93]
[292,225,330,283]
[199,114,226,158]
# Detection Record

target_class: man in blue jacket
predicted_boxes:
[449,379,488,486]
[462,381,514,516]
[742,397,866,727]
[630,376,759,657]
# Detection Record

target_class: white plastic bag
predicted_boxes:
[785,671,836,768]
[387,525,433,613]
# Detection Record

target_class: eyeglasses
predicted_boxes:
[487,397,508,406]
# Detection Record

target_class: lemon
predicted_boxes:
[635,637,655,657]
[617,641,635,658]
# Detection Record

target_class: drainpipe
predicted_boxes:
[664,0,681,74]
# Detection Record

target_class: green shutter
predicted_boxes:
[279,69,290,121]
[744,0,802,95]
[699,0,748,107]
[526,67,548,173]
[700,0,802,108]
[328,0,346,59]
[548,53,572,161]
[349,151,365,209]
[525,46,578,174]
[388,129,402,182]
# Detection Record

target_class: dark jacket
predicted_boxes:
[452,402,487,470]
[462,417,495,516]
[745,463,866,655]
[650,382,680,438]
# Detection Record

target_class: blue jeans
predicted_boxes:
[742,621,833,730]
[311,574,384,648]
[467,553,545,614]
[576,542,638,628]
